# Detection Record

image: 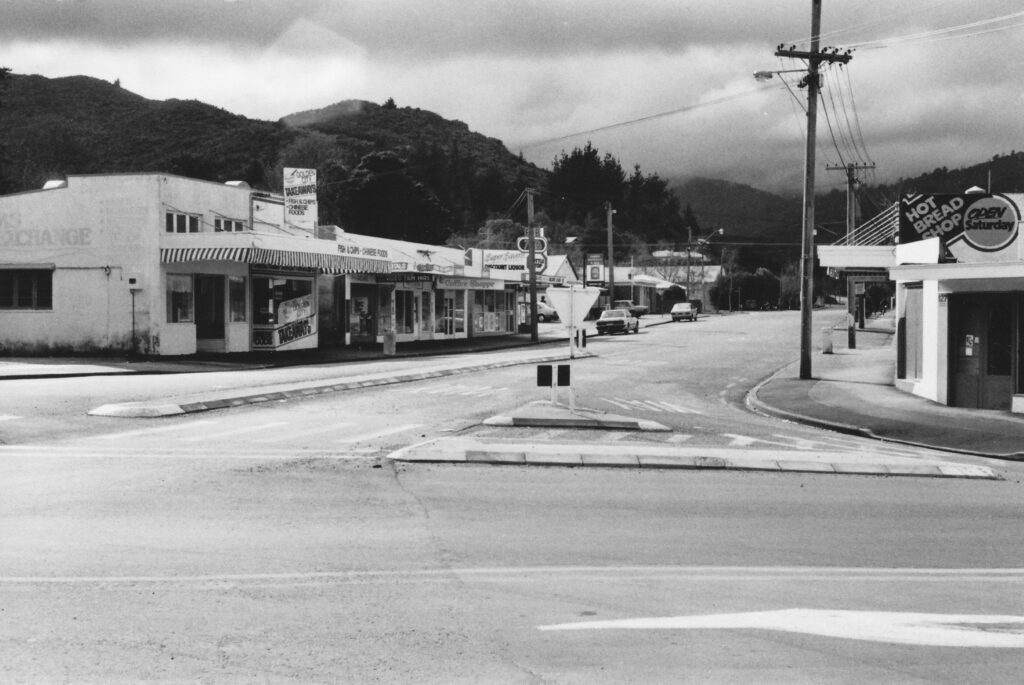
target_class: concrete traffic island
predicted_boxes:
[387,435,1001,479]
[483,400,670,432]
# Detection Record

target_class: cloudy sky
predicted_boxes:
[2,0,1023,195]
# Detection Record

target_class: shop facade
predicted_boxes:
[822,191,1024,413]
[0,174,391,355]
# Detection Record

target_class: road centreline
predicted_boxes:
[336,423,423,443]
[87,419,219,441]
[1,565,1021,585]
[259,422,357,442]
[178,421,290,442]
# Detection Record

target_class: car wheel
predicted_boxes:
[538,314,548,323]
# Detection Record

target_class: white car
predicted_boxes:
[595,308,639,335]
[671,302,697,322]
[535,300,558,322]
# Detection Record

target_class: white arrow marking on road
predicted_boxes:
[539,609,1024,648]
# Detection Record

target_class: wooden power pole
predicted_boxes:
[775,0,852,380]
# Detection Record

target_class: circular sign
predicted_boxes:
[962,195,1020,252]
[533,254,548,272]
[516,236,548,254]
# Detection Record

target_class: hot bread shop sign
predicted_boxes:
[899,193,1021,253]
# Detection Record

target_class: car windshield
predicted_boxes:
[601,310,627,318]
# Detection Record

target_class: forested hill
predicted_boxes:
[0,74,290,191]
[0,73,544,238]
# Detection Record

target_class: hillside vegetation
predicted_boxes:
[2,72,1024,281]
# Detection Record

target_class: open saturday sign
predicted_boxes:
[899,193,1021,252]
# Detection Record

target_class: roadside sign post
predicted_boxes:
[544,285,601,412]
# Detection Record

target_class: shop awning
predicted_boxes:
[160,246,391,274]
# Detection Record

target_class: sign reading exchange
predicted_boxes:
[899,193,1021,252]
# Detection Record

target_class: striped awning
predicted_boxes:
[160,247,390,274]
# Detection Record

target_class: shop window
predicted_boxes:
[166,274,194,322]
[228,276,247,322]
[378,288,392,334]
[165,211,200,233]
[252,275,312,325]
[0,269,53,310]
[396,290,416,334]
[215,218,247,232]
[350,288,374,336]
[454,291,465,333]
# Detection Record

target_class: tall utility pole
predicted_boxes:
[827,162,875,349]
[605,201,615,308]
[526,188,539,342]
[776,0,852,380]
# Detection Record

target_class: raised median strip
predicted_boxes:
[88,351,590,418]
[483,401,670,432]
[387,438,1001,480]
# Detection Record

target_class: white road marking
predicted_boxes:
[539,608,1024,648]
[88,419,219,441]
[0,414,20,421]
[725,434,759,447]
[179,421,289,442]
[600,398,701,415]
[259,422,356,442]
[336,424,423,443]
[667,434,693,443]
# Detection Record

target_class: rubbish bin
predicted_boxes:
[820,327,833,355]
[383,331,397,356]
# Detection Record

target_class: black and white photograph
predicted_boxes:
[2,1,1024,682]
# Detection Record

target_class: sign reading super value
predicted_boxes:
[900,193,1021,252]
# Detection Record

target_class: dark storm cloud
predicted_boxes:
[0,0,794,55]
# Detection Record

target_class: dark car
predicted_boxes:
[596,308,639,335]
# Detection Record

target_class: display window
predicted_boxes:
[166,274,194,323]
[434,290,465,335]
[251,271,316,349]
[472,289,516,334]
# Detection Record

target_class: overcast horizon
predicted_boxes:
[2,1,1023,195]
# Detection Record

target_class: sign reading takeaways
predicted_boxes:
[900,193,1021,252]
[283,168,318,232]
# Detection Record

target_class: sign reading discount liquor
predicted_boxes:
[899,193,1021,252]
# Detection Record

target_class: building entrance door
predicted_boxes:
[442,295,455,335]
[195,275,225,343]
[951,294,1014,410]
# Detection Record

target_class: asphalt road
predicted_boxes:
[2,311,1022,683]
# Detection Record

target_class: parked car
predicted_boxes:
[596,308,639,335]
[613,299,648,318]
[535,300,558,322]
[670,302,697,322]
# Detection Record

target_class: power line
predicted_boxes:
[516,86,775,151]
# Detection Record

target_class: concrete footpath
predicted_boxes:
[0,313,1012,479]
[749,313,1024,461]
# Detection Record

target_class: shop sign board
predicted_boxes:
[899,193,1021,253]
[437,277,503,291]
[283,168,318,233]
[376,273,433,283]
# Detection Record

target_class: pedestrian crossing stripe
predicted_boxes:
[600,398,701,414]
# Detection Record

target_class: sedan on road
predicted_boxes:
[595,308,639,335]
[671,302,697,322]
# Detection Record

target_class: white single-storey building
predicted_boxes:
[820,191,1024,412]
[0,173,532,356]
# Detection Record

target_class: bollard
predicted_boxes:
[820,327,833,354]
